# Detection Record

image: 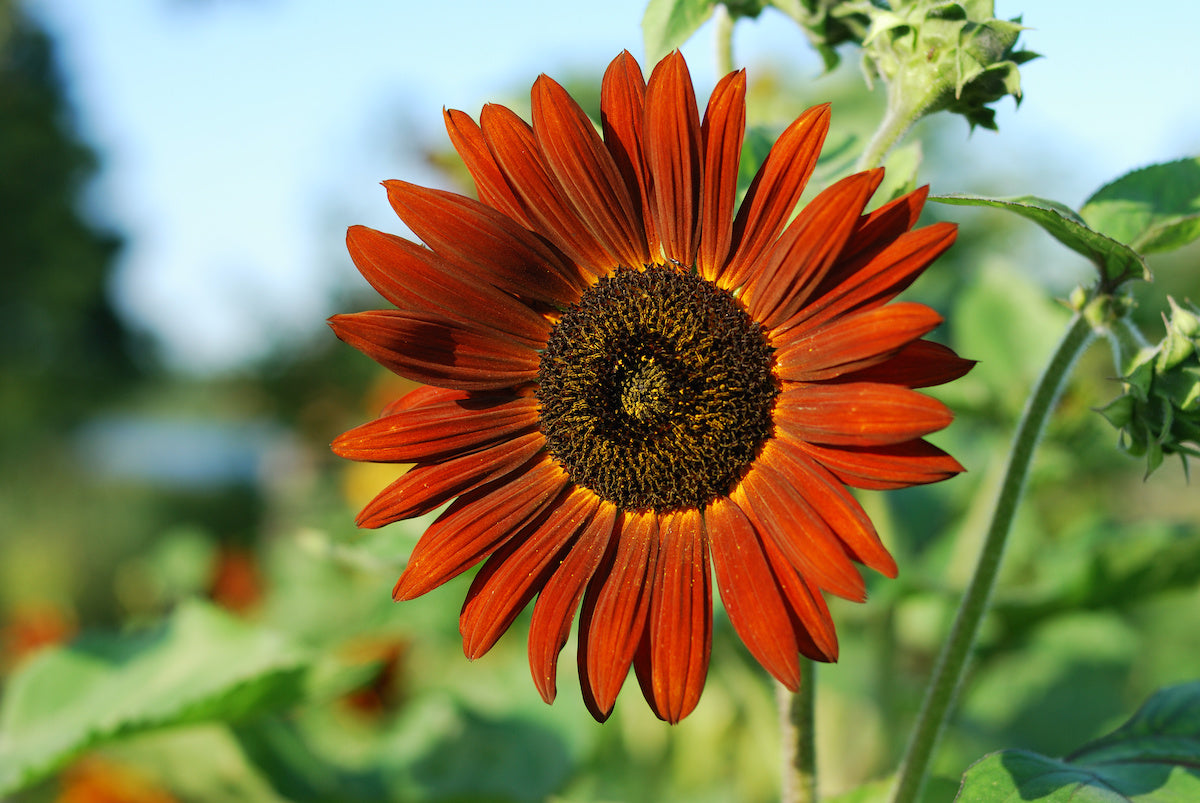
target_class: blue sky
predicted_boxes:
[25,0,1200,371]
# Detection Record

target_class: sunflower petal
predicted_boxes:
[383,180,586,305]
[770,438,898,578]
[706,497,803,689]
[356,430,545,528]
[644,50,702,266]
[719,104,829,289]
[697,69,746,280]
[745,169,882,328]
[758,531,840,663]
[328,311,539,391]
[333,393,538,463]
[636,508,711,723]
[734,462,866,601]
[460,486,600,659]
[775,382,954,447]
[840,185,929,264]
[528,502,617,703]
[481,103,616,273]
[600,50,659,258]
[379,385,464,417]
[443,108,531,228]
[840,339,976,388]
[785,221,958,332]
[799,439,965,490]
[344,225,550,346]
[577,511,659,721]
[392,456,567,600]
[775,302,944,382]
[533,74,648,267]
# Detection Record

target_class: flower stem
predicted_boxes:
[714,3,734,77]
[1107,313,1150,374]
[889,310,1097,803]
[780,663,817,803]
[856,103,914,172]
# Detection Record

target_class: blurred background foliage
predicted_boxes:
[2,0,1199,801]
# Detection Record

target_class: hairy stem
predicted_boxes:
[889,311,1097,803]
[780,664,818,803]
[856,102,914,172]
[1108,313,1150,374]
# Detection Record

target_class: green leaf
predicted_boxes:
[0,600,310,796]
[642,0,718,62]
[932,193,1150,286]
[1081,157,1200,255]
[957,681,1200,801]
[951,262,1071,416]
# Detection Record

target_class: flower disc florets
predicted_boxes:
[537,264,777,512]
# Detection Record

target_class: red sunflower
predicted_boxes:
[331,50,970,724]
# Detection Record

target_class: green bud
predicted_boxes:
[1097,394,1134,430]
[1100,298,1200,475]
[860,0,1038,131]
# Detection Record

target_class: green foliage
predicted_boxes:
[0,601,310,796]
[1081,157,1200,256]
[933,158,1200,290]
[876,139,922,203]
[990,523,1200,643]
[957,682,1200,802]
[642,0,722,63]
[950,262,1071,415]
[767,0,876,72]
[932,193,1150,287]
[230,699,576,803]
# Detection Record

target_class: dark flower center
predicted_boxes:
[536,265,777,512]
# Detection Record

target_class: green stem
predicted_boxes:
[889,310,1097,803]
[856,102,914,172]
[780,663,818,803]
[714,3,734,77]
[1108,314,1150,375]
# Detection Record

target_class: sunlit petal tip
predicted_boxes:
[697,68,747,278]
[644,48,702,266]
[480,101,618,272]
[720,102,832,288]
[382,179,587,306]
[531,72,648,266]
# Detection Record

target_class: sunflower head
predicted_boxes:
[331,50,971,723]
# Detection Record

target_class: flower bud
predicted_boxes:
[861,0,1037,130]
[1102,298,1200,475]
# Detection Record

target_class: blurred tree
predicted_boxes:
[0,1,145,444]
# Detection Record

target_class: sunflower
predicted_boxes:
[331,50,971,724]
